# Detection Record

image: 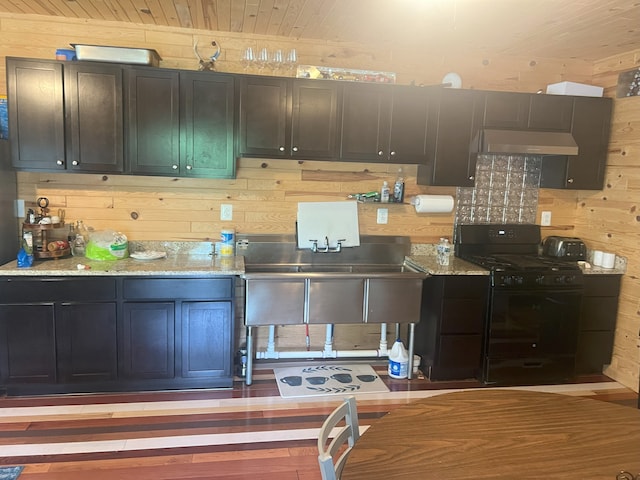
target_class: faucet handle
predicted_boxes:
[309,239,318,253]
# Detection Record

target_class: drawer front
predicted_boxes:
[123,277,233,300]
[583,275,621,297]
[0,277,116,303]
[442,276,489,298]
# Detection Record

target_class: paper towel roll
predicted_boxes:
[412,195,454,213]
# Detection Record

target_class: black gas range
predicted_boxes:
[455,224,583,385]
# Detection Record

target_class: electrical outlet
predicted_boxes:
[220,204,233,221]
[377,208,388,225]
[541,211,552,226]
[15,199,25,218]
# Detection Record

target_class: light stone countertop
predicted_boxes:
[405,255,489,276]
[408,243,627,276]
[0,240,244,276]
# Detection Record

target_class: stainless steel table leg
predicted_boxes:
[407,322,415,380]
[245,325,254,386]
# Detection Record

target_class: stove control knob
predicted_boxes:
[536,275,545,285]
[564,275,576,284]
[554,276,564,284]
[515,275,524,285]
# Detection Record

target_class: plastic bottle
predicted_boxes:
[437,237,451,266]
[380,181,390,203]
[393,168,405,203]
[388,339,409,379]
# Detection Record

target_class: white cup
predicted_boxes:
[50,215,60,224]
[601,252,616,269]
[592,250,604,266]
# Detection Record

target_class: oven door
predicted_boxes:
[484,288,582,385]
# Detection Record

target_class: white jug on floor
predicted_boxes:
[388,339,408,379]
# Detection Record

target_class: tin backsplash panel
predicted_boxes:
[455,154,541,226]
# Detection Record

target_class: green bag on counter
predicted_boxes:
[85,230,129,260]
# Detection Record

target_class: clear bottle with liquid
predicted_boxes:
[437,237,451,266]
[380,181,390,203]
[393,168,405,203]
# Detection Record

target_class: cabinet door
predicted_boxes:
[7,58,65,170]
[565,97,612,189]
[528,94,573,131]
[419,89,482,186]
[388,86,430,164]
[0,304,56,384]
[57,303,117,383]
[340,83,391,162]
[64,63,124,173]
[126,68,180,175]
[290,79,339,159]
[180,71,235,178]
[238,76,289,157]
[483,91,530,128]
[180,301,232,378]
[121,302,175,379]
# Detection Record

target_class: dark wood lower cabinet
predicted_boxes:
[121,302,175,380]
[575,274,621,374]
[0,276,234,395]
[414,275,489,381]
[57,302,118,383]
[0,304,56,384]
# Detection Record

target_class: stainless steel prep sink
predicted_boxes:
[237,234,429,385]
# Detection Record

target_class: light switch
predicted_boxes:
[220,204,233,221]
[541,211,552,226]
[377,208,388,224]
[15,199,25,218]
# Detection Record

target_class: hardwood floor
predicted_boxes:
[0,366,637,480]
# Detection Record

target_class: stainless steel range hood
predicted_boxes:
[474,129,579,156]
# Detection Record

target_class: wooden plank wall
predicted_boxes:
[3,12,637,391]
[565,52,640,391]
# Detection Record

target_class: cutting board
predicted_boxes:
[297,201,360,249]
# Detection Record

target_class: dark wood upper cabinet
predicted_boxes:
[237,76,339,160]
[564,97,612,189]
[388,86,431,164]
[340,83,430,164]
[340,83,392,162]
[483,91,573,131]
[482,91,530,129]
[418,88,483,186]
[237,76,289,157]
[528,94,573,131]
[7,58,65,170]
[7,58,124,173]
[64,63,124,172]
[540,96,613,189]
[290,79,340,160]
[180,71,235,178]
[125,67,180,175]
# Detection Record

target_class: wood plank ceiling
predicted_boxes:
[0,0,638,62]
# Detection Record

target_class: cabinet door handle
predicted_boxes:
[377,150,384,156]
[71,160,79,166]
[56,160,64,166]
[186,165,192,170]
[390,151,396,156]
[279,146,285,152]
[292,146,298,152]
[172,164,178,170]
[567,178,574,183]
[469,175,475,181]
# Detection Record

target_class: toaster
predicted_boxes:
[542,236,587,260]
